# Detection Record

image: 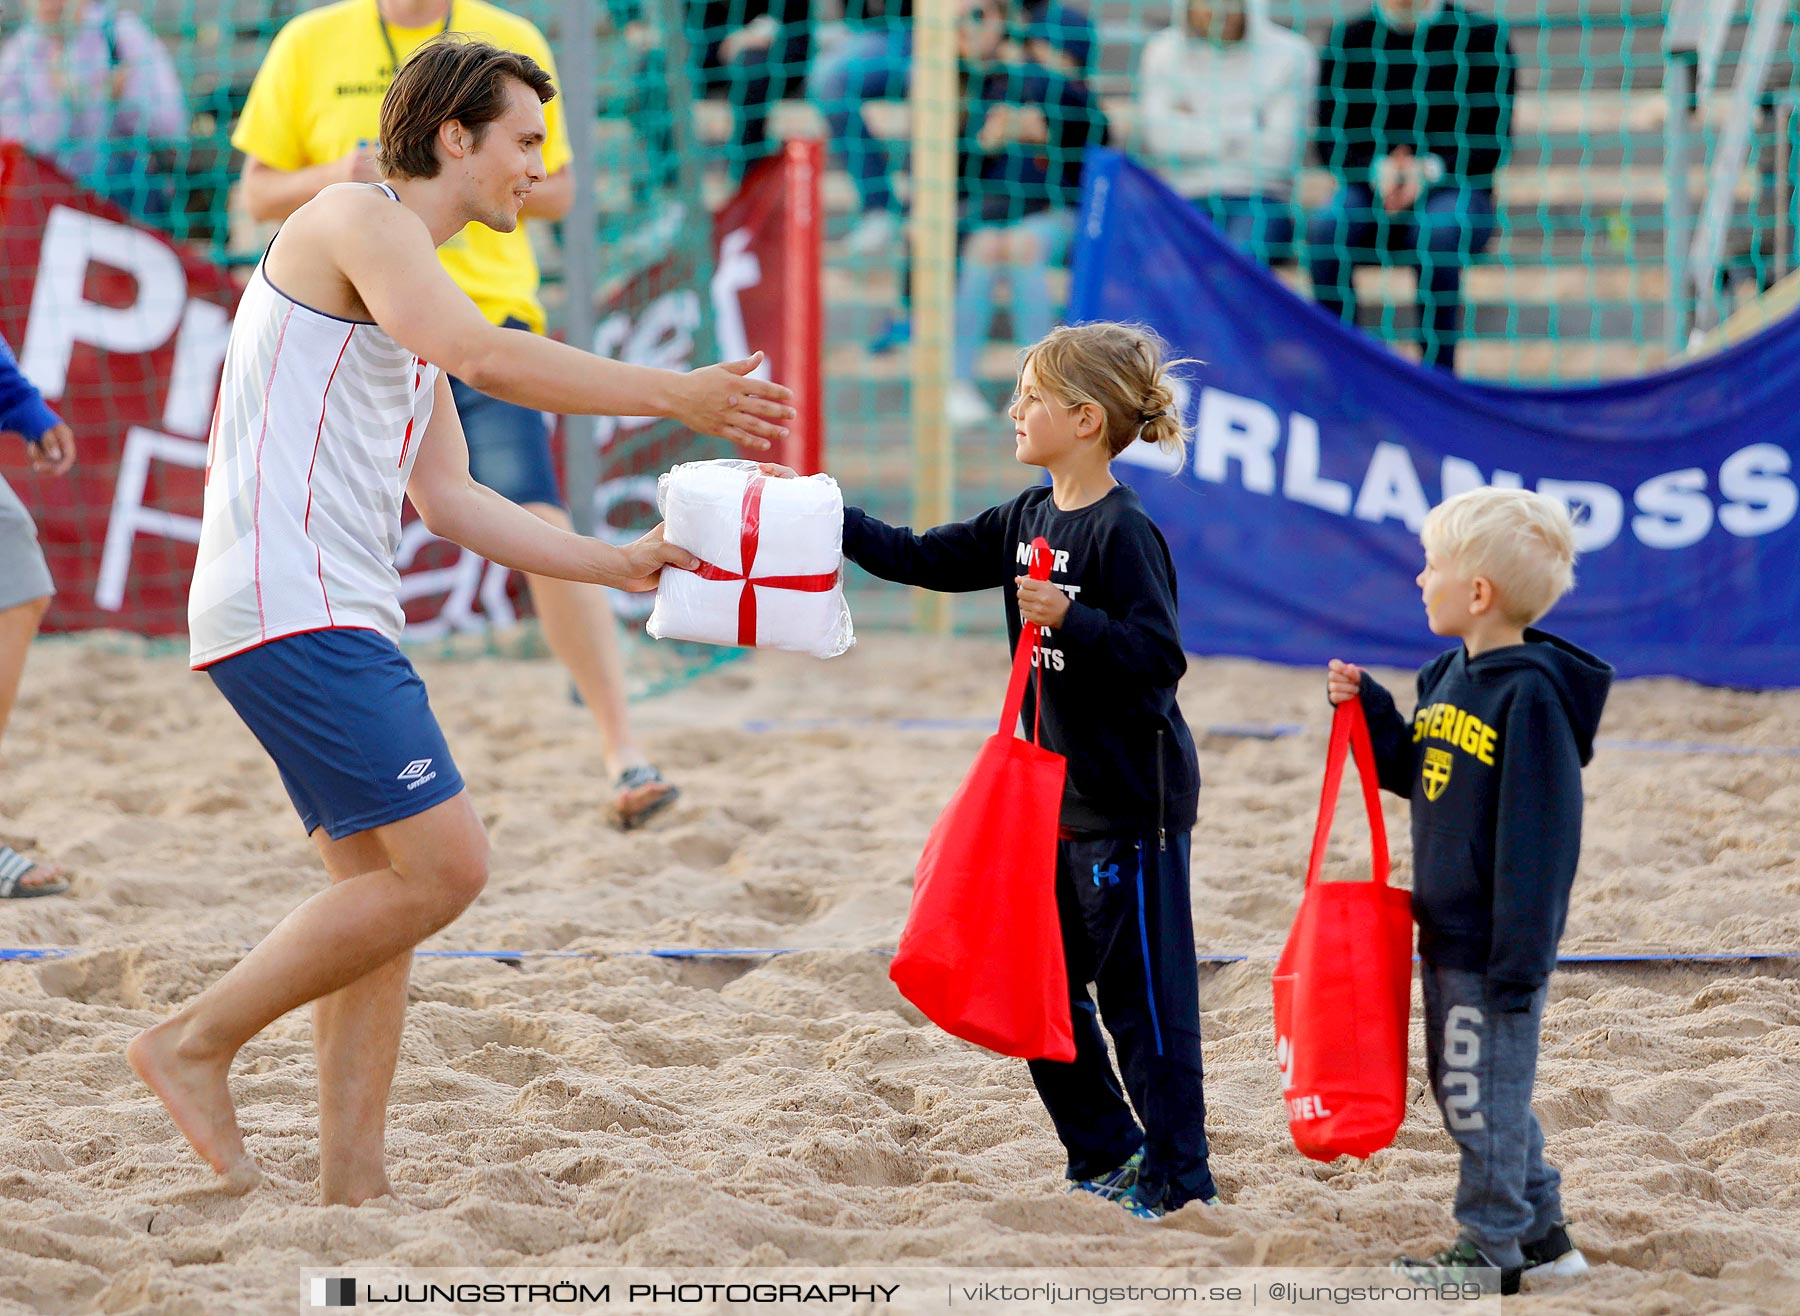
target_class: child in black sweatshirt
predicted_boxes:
[791,322,1216,1216]
[1327,486,1613,1294]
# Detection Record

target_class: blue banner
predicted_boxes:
[1067,149,1800,687]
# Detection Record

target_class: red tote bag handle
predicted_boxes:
[1305,699,1391,889]
[997,536,1054,742]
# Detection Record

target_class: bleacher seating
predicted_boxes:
[54,0,1795,390]
[676,0,1787,390]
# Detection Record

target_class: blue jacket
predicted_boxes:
[0,334,61,443]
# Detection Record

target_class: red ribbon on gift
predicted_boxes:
[689,473,840,646]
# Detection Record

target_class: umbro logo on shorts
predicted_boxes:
[397,759,438,791]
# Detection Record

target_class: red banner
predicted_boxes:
[713,139,824,477]
[0,138,823,637]
[0,143,234,633]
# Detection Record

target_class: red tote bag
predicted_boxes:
[1272,699,1415,1161]
[889,537,1076,1062]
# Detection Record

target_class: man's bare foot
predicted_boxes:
[219,1159,263,1196]
[127,1020,258,1192]
[322,1173,399,1208]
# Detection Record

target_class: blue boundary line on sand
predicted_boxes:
[739,717,1800,757]
[741,717,1311,738]
[5,947,1797,966]
[1595,737,1800,758]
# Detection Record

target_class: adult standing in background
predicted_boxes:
[1308,0,1514,372]
[0,0,187,219]
[0,333,76,899]
[233,0,682,829]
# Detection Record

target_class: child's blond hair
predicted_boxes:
[1022,322,1194,460]
[1422,487,1577,625]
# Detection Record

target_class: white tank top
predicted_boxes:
[189,185,441,668]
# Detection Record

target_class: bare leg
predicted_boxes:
[0,593,50,744]
[310,828,411,1206]
[0,594,64,891]
[128,793,488,1188]
[518,502,647,781]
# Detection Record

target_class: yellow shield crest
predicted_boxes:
[1422,748,1453,801]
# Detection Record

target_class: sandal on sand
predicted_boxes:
[0,845,69,899]
[611,765,680,832]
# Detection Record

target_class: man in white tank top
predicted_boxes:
[129,36,794,1204]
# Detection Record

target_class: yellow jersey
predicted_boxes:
[232,0,572,334]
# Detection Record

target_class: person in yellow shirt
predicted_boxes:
[234,0,681,829]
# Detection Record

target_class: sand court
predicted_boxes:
[2,634,1798,1314]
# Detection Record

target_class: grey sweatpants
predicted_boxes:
[0,475,54,612]
[1422,960,1563,1268]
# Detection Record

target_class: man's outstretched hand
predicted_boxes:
[675,352,796,451]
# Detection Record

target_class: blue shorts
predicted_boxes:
[450,318,563,509]
[207,628,466,840]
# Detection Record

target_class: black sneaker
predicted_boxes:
[1521,1221,1590,1282]
[1393,1238,1522,1296]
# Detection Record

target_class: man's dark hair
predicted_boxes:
[378,35,555,181]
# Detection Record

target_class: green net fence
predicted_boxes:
[1,0,1795,643]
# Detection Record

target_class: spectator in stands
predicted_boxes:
[806,0,911,256]
[815,0,1096,259]
[0,332,76,899]
[233,0,683,830]
[601,0,668,192]
[1137,0,1314,265]
[949,0,1108,426]
[1017,0,1097,81]
[695,0,813,182]
[0,0,187,218]
[628,1,814,198]
[1308,0,1514,371]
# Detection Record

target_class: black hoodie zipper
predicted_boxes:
[1156,728,1166,851]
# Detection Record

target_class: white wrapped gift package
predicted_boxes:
[647,459,855,659]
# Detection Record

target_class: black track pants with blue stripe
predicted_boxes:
[1027,831,1216,1209]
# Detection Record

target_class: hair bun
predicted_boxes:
[1024,321,1194,460]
